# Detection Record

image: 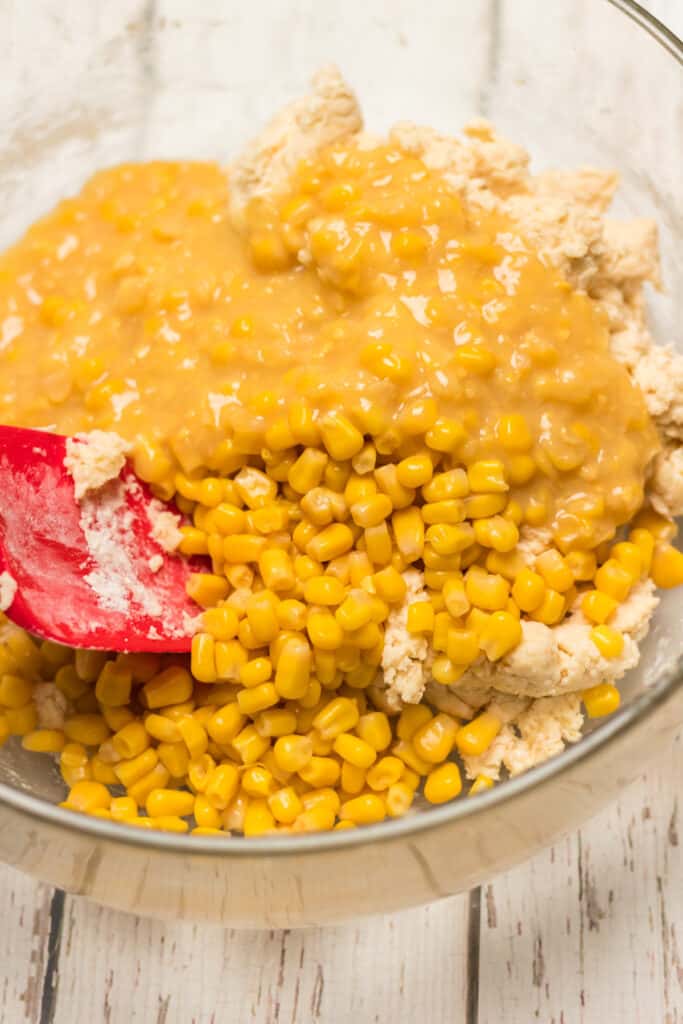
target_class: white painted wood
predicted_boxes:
[50,894,471,1023]
[0,870,55,1023]
[478,736,683,1023]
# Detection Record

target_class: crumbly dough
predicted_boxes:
[64,430,129,500]
[0,571,17,611]
[33,681,68,730]
[650,446,683,518]
[380,570,431,708]
[233,69,682,779]
[146,500,183,553]
[229,64,362,224]
[462,695,584,780]
[453,579,658,700]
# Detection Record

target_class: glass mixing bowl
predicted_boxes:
[0,0,680,927]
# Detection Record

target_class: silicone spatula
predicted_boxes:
[0,425,205,652]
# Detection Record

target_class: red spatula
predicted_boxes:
[0,425,205,652]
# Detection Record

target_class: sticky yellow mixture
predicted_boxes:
[0,149,657,547]
[0,73,681,836]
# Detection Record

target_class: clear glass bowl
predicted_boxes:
[0,0,680,926]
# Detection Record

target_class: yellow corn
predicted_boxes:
[333,732,377,768]
[232,725,270,765]
[114,748,158,787]
[339,793,386,825]
[307,609,344,650]
[406,601,435,634]
[535,549,574,592]
[366,756,403,791]
[190,633,216,683]
[412,713,459,764]
[298,756,341,787]
[243,798,276,836]
[237,682,278,715]
[143,667,193,709]
[392,507,424,562]
[582,682,621,718]
[307,523,354,563]
[64,714,110,747]
[319,412,364,461]
[303,576,346,606]
[455,712,502,756]
[385,782,414,818]
[223,534,268,564]
[110,796,138,821]
[629,528,655,574]
[350,494,393,529]
[202,606,239,641]
[565,550,598,582]
[473,515,519,553]
[268,786,303,824]
[465,567,509,611]
[146,788,195,818]
[64,780,111,814]
[425,417,467,453]
[273,734,314,774]
[22,729,65,754]
[340,761,367,795]
[581,589,618,625]
[215,639,248,682]
[479,611,522,661]
[95,661,132,707]
[0,674,33,708]
[590,625,624,659]
[112,721,150,760]
[446,628,480,666]
[157,742,190,779]
[207,703,245,745]
[594,559,633,602]
[424,762,462,803]
[274,636,311,699]
[468,774,494,796]
[651,544,683,589]
[186,572,230,608]
[396,454,433,488]
[530,588,565,625]
[205,764,240,808]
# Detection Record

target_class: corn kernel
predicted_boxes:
[582,682,621,718]
[581,589,618,625]
[651,544,683,589]
[590,625,624,659]
[64,780,111,814]
[412,713,459,764]
[385,781,415,817]
[424,762,462,803]
[339,793,386,825]
[273,734,314,773]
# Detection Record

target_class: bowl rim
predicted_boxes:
[0,0,681,859]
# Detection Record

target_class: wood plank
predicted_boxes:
[478,736,683,1023]
[51,893,471,1023]
[0,865,58,1024]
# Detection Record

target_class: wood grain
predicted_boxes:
[478,737,683,1024]
[49,895,471,1023]
[0,2,680,1023]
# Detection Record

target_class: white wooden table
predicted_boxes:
[1,2,681,1022]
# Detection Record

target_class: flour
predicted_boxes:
[0,571,17,611]
[146,499,183,552]
[64,430,129,500]
[79,480,162,617]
